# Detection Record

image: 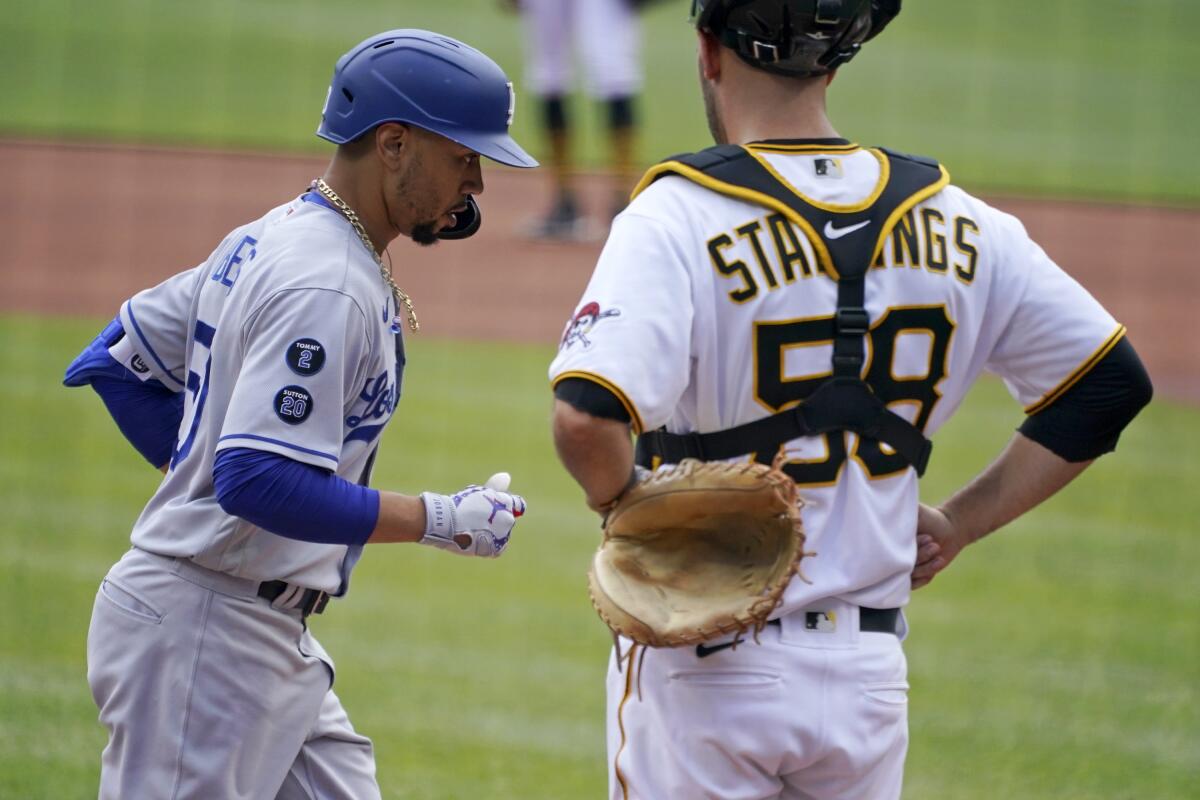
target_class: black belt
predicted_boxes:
[796,606,900,634]
[257,580,330,618]
[859,606,901,633]
[695,606,899,658]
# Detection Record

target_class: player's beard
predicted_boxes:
[699,67,728,145]
[409,221,439,246]
[391,152,442,246]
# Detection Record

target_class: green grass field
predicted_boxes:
[1,0,1198,204]
[1,315,1197,798]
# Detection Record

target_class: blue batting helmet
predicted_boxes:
[317,30,537,169]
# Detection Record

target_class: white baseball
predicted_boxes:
[485,472,511,492]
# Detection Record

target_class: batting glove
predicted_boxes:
[419,472,527,558]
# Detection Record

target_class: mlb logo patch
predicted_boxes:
[805,611,837,632]
[814,158,844,179]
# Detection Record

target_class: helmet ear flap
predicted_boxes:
[436,196,482,240]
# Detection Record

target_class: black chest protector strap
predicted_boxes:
[633,144,949,476]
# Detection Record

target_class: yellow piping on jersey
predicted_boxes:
[552,370,646,435]
[633,159,837,277]
[743,147,891,213]
[612,643,637,800]
[871,165,952,265]
[1024,324,1126,415]
[632,156,952,281]
[745,142,862,155]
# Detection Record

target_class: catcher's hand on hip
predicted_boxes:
[419,472,526,558]
[911,503,968,589]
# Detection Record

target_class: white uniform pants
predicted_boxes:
[520,0,643,99]
[87,548,380,800]
[606,601,909,799]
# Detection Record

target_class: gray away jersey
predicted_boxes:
[114,195,403,593]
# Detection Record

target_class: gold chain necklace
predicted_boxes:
[313,178,419,333]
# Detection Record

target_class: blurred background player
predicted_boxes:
[502,0,647,240]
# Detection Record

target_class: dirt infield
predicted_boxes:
[2,138,1195,401]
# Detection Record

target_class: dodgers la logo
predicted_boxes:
[560,301,620,350]
[344,370,399,444]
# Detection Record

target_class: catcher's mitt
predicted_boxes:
[587,456,807,649]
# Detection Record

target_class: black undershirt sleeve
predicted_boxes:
[554,377,632,424]
[1018,337,1153,462]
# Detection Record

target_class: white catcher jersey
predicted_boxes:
[549,140,1124,615]
[115,195,402,593]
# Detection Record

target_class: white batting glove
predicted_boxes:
[419,472,527,558]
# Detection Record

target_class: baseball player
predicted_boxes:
[63,30,535,799]
[548,2,1152,798]
[501,0,646,239]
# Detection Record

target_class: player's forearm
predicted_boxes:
[940,432,1092,545]
[552,399,635,512]
[368,492,429,544]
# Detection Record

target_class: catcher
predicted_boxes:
[549,1,1151,798]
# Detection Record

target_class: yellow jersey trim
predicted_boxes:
[871,164,952,264]
[613,643,637,800]
[632,157,838,278]
[1024,325,1127,415]
[552,370,646,435]
[744,146,891,213]
[633,155,951,282]
[745,142,862,155]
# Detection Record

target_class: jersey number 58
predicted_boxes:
[754,304,954,485]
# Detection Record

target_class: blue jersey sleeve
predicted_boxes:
[212,447,380,545]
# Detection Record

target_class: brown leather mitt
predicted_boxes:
[587,457,807,648]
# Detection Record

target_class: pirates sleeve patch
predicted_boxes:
[560,302,621,350]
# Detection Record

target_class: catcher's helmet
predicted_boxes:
[317,30,537,168]
[691,0,901,77]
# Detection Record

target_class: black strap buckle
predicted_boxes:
[835,307,869,337]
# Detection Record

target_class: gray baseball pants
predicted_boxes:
[87,547,380,799]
